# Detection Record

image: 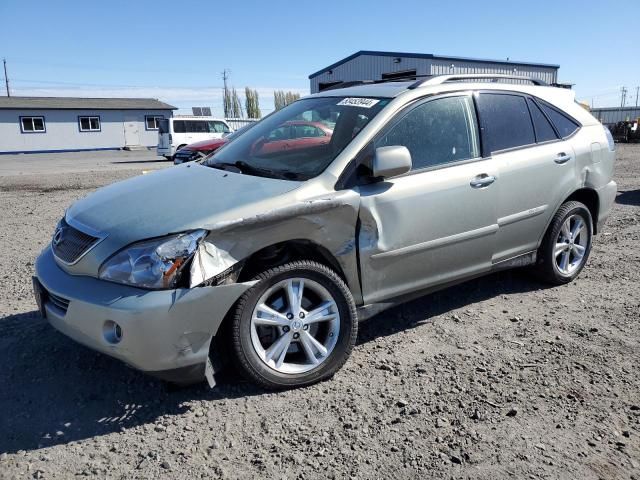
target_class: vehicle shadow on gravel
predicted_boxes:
[357,268,549,344]
[616,189,640,206]
[0,269,547,455]
[0,311,264,455]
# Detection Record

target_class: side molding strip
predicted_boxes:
[498,205,548,227]
[371,223,499,260]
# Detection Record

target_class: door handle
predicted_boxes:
[555,153,572,164]
[470,174,496,188]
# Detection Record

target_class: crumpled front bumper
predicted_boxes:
[34,246,252,384]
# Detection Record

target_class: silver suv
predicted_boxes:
[33,74,617,389]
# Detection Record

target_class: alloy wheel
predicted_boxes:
[250,278,341,374]
[554,214,589,276]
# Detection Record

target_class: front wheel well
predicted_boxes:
[237,240,347,283]
[563,188,600,233]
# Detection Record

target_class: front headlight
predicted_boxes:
[99,230,207,289]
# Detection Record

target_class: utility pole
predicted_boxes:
[620,86,627,109]
[636,86,639,108]
[3,59,9,97]
[221,69,230,118]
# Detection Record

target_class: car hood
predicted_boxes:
[66,164,300,248]
[185,138,227,151]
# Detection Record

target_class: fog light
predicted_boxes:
[103,320,123,344]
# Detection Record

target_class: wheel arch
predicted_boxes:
[237,239,348,285]
[563,188,600,234]
[536,187,600,250]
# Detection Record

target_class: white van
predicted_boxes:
[157,117,232,158]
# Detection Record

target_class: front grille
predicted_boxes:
[47,291,70,314]
[175,150,198,161]
[52,218,100,264]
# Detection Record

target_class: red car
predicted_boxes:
[251,121,333,155]
[173,137,227,164]
[173,123,256,164]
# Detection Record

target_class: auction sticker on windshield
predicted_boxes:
[337,98,380,108]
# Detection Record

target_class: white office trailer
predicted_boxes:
[0,97,176,154]
[309,50,560,93]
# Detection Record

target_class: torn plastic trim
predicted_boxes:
[189,239,241,287]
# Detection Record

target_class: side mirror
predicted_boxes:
[372,146,412,178]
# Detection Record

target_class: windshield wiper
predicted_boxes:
[210,160,298,180]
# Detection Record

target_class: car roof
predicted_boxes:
[306,77,596,126]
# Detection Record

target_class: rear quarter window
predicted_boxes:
[476,93,536,154]
[538,101,580,138]
[527,98,558,143]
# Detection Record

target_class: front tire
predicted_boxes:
[535,201,593,285]
[230,260,357,390]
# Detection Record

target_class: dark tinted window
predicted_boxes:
[158,119,170,134]
[173,120,186,133]
[527,98,558,142]
[476,93,535,153]
[376,96,480,171]
[186,120,208,133]
[538,102,580,138]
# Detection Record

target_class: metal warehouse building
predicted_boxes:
[590,106,640,125]
[0,97,176,154]
[309,50,560,93]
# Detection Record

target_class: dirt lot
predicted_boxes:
[0,146,638,479]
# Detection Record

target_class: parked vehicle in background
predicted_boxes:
[608,120,640,143]
[174,123,255,165]
[157,117,232,159]
[34,74,616,391]
[251,121,333,156]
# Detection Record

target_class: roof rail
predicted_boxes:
[408,74,548,89]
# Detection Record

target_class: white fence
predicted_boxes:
[225,118,259,130]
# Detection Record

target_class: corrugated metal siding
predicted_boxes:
[430,59,557,84]
[311,55,431,93]
[311,54,558,93]
[590,107,640,124]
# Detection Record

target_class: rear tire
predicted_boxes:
[230,260,357,390]
[534,201,593,285]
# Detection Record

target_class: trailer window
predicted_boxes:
[145,115,164,130]
[78,116,101,132]
[20,116,46,133]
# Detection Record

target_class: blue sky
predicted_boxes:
[1,0,638,115]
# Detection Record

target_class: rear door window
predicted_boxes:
[476,93,536,154]
[376,95,480,171]
[527,98,558,143]
[538,101,580,138]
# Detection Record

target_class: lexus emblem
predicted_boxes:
[52,227,64,247]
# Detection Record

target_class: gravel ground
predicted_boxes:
[0,146,639,479]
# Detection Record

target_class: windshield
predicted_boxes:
[204,96,389,180]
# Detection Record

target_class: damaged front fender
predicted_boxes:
[192,190,364,304]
